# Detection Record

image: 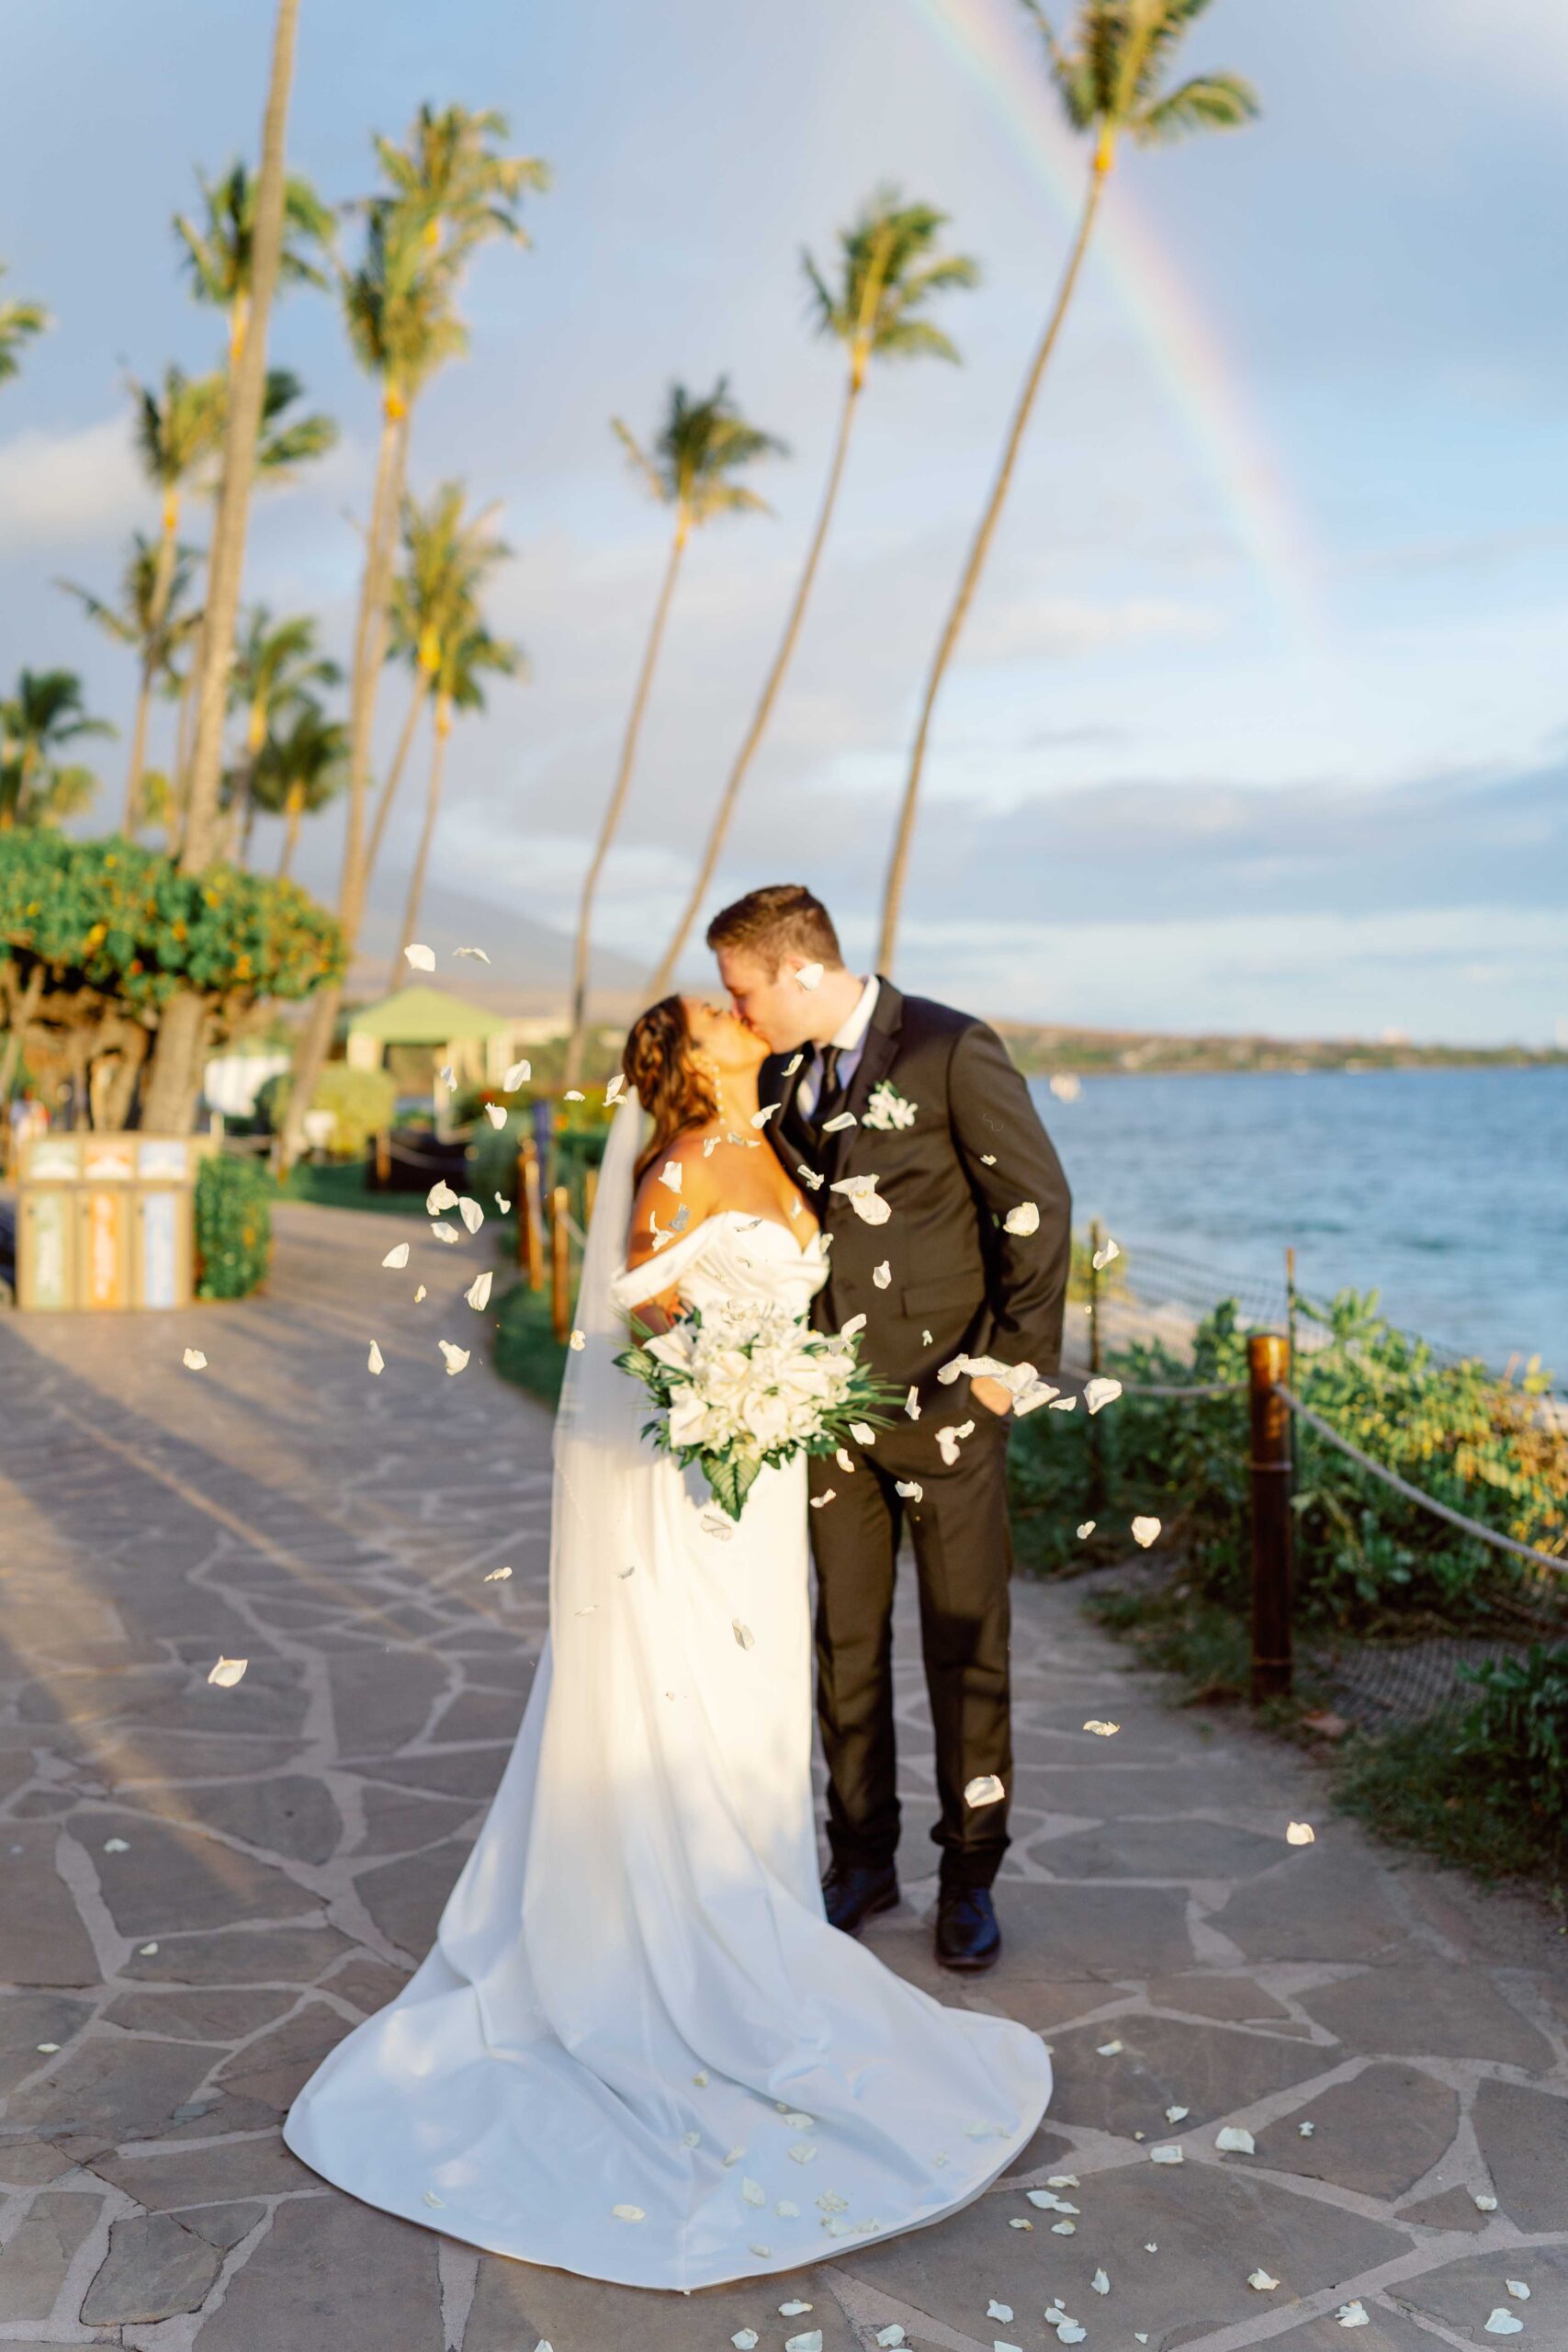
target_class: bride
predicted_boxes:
[284,995,1053,2291]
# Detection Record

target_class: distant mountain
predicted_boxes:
[349,879,649,1017]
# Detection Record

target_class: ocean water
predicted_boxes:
[1026,1066,1568,1376]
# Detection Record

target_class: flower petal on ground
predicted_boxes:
[1216,2126,1256,2154]
[1248,2269,1280,2291]
[1483,2318,1523,2339]
[1083,1720,1120,1736]
[1149,2144,1183,2165]
[207,1657,247,1688]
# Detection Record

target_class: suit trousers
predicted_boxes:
[807,1413,1014,1889]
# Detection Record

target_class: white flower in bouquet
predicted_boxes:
[616,1302,896,1521]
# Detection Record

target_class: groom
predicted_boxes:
[710,885,1072,1972]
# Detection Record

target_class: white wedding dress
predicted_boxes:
[284,1101,1052,2290]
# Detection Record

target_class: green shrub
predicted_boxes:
[1459,1643,1568,1824]
[310,1064,397,1159]
[195,1155,272,1299]
[491,1275,569,1406]
[1010,1284,1566,1634]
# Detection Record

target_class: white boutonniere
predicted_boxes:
[863,1079,917,1132]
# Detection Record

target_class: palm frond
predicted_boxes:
[1135,69,1259,141]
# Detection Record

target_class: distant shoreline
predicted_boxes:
[1001,1027,1567,1080]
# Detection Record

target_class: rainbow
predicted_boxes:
[904,0,1327,648]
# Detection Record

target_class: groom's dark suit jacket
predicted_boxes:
[761,978,1072,1413]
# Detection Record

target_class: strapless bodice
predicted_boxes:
[609,1208,828,1324]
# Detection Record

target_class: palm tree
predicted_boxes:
[393,622,521,983]
[175,157,334,369]
[0,669,114,831]
[564,379,785,1084]
[0,265,49,386]
[876,0,1258,969]
[228,608,342,860]
[248,698,348,877]
[277,104,547,1167]
[647,191,979,1001]
[58,537,202,831]
[366,479,512,891]
[141,0,304,1135]
[126,365,225,823]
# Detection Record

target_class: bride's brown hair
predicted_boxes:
[623,996,719,1186]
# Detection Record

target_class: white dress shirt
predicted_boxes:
[795,975,880,1118]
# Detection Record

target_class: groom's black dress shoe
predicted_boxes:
[822,1860,899,1937]
[935,1883,1001,1973]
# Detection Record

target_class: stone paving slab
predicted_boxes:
[1,1198,1565,2349]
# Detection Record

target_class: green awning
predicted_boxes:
[344,985,511,1046]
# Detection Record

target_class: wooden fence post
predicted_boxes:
[1248,1331,1294,1702]
[1087,1216,1104,1513]
[549,1182,571,1344]
[373,1130,390,1186]
[516,1140,543,1289]
[583,1165,598,1232]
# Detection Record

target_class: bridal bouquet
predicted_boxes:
[615,1302,896,1521]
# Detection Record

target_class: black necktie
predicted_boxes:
[810,1043,844,1135]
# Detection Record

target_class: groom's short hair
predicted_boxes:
[706,885,843,973]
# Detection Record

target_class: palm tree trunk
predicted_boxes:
[876,146,1111,974]
[362,672,430,895]
[141,0,300,1136]
[390,696,450,989]
[122,660,156,833]
[278,782,303,877]
[277,401,410,1169]
[648,372,866,1001]
[565,517,689,1085]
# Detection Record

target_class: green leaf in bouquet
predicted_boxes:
[705,1452,762,1522]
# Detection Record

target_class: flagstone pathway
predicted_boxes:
[1,1200,1564,2351]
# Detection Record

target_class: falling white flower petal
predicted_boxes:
[413,1284,426,1302]
[1484,2315,1524,2338]
[700,1503,736,1539]
[438,1340,469,1375]
[849,1420,878,1446]
[605,1072,626,1103]
[835,1448,854,1474]
[207,1657,248,1689]
[569,1329,586,1351]
[484,1102,507,1128]
[430,1223,458,1246]
[1050,1072,1082,1101]
[458,1196,484,1234]
[465,1270,493,1311]
[483,1566,512,1582]
[503,1058,531,1091]
[660,1159,682,1193]
[964,1774,1005,1809]
[1286,1820,1316,1845]
[1248,2269,1280,2291]
[795,961,823,990]
[1091,1235,1121,1268]
[1003,1201,1040,1236]
[182,1348,207,1372]
[1077,1519,1097,1539]
[1216,2126,1256,2154]
[611,2203,644,2222]
[823,1108,861,1136]
[842,1312,867,1338]
[381,1241,411,1269]
[751,1102,780,1129]
[896,1479,923,1502]
[732,1620,755,1652]
[980,1152,997,1165]
[404,942,435,971]
[1083,1719,1120,1736]
[426,1180,457,1215]
[1132,1515,1162,1548]
[367,1341,385,1375]
[905,1385,921,1419]
[1083,1376,1122,1414]
[874,1261,891,1289]
[810,1490,836,1509]
[564,1088,584,1101]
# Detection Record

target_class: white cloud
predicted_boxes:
[961,594,1225,666]
[0,413,146,552]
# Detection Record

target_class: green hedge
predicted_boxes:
[195,1155,272,1299]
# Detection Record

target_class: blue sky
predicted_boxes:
[1,0,1565,1040]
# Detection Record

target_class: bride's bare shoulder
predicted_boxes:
[625,1133,726,1272]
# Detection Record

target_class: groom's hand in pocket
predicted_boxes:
[969,1374,1013,1419]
